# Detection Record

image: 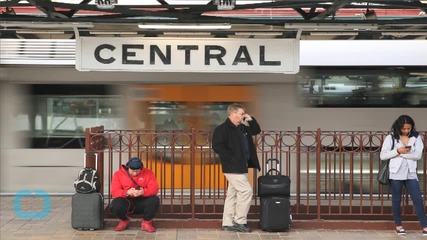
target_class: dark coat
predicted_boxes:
[212,117,261,173]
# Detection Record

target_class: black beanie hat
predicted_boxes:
[127,157,143,170]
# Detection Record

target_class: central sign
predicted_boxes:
[76,37,299,74]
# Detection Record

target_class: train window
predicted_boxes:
[147,102,228,131]
[298,68,427,107]
[202,103,228,129]
[149,102,185,130]
[21,85,124,148]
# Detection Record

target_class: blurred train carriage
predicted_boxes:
[3,71,427,197]
[106,85,258,191]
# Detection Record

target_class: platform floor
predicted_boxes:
[1,196,426,239]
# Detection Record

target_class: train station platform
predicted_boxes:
[1,195,426,240]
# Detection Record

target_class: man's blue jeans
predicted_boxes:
[390,179,427,228]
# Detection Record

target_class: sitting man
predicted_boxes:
[111,157,160,232]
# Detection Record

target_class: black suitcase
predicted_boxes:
[260,196,291,232]
[71,192,104,230]
[258,159,291,198]
[72,153,104,230]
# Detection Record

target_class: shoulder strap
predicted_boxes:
[125,168,141,189]
[391,134,394,150]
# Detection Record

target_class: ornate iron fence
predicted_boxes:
[85,126,427,221]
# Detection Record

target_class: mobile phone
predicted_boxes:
[405,146,411,149]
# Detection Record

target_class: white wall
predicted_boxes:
[0,149,85,193]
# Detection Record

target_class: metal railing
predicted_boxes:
[85,126,427,221]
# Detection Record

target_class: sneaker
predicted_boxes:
[232,221,252,232]
[422,229,427,236]
[114,218,130,231]
[141,219,156,233]
[221,225,239,231]
[396,228,406,235]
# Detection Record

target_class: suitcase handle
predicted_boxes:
[266,158,280,173]
[84,152,98,169]
[266,169,281,176]
[266,158,279,165]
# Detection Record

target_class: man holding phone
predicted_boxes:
[212,103,261,232]
[111,157,160,232]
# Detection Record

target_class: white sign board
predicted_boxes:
[76,37,299,73]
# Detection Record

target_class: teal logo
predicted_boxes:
[13,190,51,219]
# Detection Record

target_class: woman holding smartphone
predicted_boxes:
[380,115,427,236]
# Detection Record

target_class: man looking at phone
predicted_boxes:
[111,157,160,232]
[212,103,261,232]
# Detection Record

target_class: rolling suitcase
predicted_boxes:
[258,159,291,198]
[260,196,291,232]
[71,192,104,230]
[258,158,291,231]
[72,153,104,230]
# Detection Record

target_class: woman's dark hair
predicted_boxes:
[391,115,417,140]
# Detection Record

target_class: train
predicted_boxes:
[1,38,427,194]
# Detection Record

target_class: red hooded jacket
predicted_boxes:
[111,165,159,198]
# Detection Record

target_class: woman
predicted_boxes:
[380,115,427,236]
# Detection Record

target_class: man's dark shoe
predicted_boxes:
[221,225,239,231]
[232,221,252,232]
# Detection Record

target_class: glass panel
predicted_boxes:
[298,68,427,107]
[406,76,427,106]
[148,101,230,131]
[201,102,228,130]
[32,95,124,138]
[149,102,185,130]
[13,84,125,148]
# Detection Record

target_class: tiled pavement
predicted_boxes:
[1,196,426,240]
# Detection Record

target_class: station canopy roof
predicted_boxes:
[1,0,427,40]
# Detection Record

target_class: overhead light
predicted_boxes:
[16,30,65,34]
[284,23,377,31]
[381,32,427,36]
[89,31,138,35]
[163,32,212,35]
[235,32,283,36]
[409,72,427,76]
[138,23,231,30]
[0,21,94,28]
[310,32,358,36]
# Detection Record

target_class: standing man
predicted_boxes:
[212,103,261,232]
[111,157,160,232]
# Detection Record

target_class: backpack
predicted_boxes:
[74,153,101,194]
[74,167,100,193]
